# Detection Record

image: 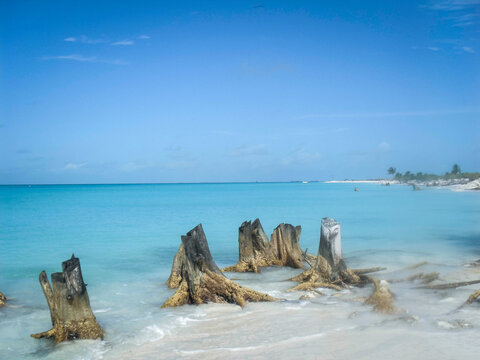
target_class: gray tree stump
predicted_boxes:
[289,218,364,291]
[31,255,103,342]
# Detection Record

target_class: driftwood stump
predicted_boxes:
[31,255,103,342]
[0,291,6,307]
[162,224,276,308]
[364,279,398,314]
[463,289,480,306]
[223,219,305,272]
[166,243,185,288]
[289,217,364,292]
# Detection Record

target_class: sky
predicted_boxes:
[0,0,479,184]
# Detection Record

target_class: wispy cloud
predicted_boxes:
[428,46,440,51]
[378,141,391,151]
[42,54,96,62]
[448,12,479,27]
[64,162,87,170]
[64,34,150,45]
[462,46,475,53]
[63,35,107,44]
[229,144,268,157]
[427,0,480,12]
[112,40,135,46]
[296,108,480,120]
[422,1,479,53]
[40,54,128,65]
[421,0,480,27]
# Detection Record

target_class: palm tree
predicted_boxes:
[387,167,396,176]
[451,164,461,175]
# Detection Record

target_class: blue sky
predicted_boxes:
[1,0,479,184]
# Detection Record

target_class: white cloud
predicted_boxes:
[63,35,106,44]
[40,54,128,65]
[378,141,391,151]
[112,40,134,46]
[43,54,97,62]
[138,35,150,39]
[428,46,440,51]
[229,144,268,157]
[428,0,480,12]
[462,46,475,53]
[64,162,87,170]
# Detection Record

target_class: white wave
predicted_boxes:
[94,307,112,313]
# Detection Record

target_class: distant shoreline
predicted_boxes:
[326,178,480,192]
[324,180,393,184]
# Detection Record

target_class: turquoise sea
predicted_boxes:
[1,183,479,359]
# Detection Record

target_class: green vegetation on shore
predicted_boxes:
[387,164,480,182]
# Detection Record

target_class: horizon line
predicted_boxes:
[0,179,386,186]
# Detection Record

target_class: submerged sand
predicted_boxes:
[109,258,480,360]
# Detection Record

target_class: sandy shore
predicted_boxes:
[324,179,480,192]
[448,179,480,192]
[324,180,397,184]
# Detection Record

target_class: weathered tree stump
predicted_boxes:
[222,219,305,272]
[270,223,305,269]
[31,255,103,342]
[364,279,398,314]
[289,218,365,292]
[222,219,272,272]
[166,243,185,288]
[162,224,276,308]
[0,291,6,307]
[463,289,480,306]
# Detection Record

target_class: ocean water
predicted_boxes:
[0,183,479,359]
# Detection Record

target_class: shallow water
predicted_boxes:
[0,183,479,359]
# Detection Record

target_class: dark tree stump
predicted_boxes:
[162,224,276,307]
[269,223,305,269]
[223,219,305,272]
[222,219,271,272]
[289,218,365,292]
[31,255,103,342]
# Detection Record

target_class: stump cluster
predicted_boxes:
[31,255,103,342]
[222,219,305,273]
[162,224,276,308]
